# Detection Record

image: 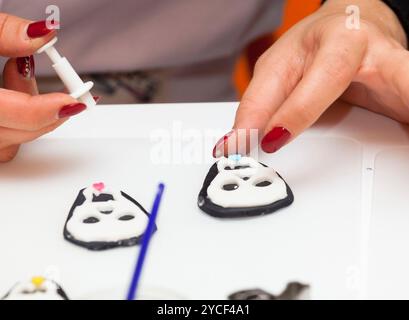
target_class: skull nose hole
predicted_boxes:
[222,183,239,191]
[224,165,251,170]
[98,205,114,214]
[21,290,33,294]
[254,179,272,187]
[118,214,135,221]
[92,193,114,202]
[83,217,100,224]
[242,177,250,181]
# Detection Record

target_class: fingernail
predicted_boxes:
[16,55,35,79]
[58,103,86,119]
[212,130,234,158]
[261,127,291,153]
[27,20,55,38]
[93,96,101,103]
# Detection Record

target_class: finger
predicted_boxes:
[340,47,409,121]
[0,14,56,57]
[212,40,305,157]
[261,34,366,153]
[3,57,38,94]
[0,121,65,149]
[0,89,85,131]
[382,49,409,116]
[0,120,66,162]
[0,145,20,162]
[0,56,39,160]
[1,55,81,131]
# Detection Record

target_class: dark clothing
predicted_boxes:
[382,0,409,40]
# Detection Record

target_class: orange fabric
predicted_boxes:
[234,0,321,96]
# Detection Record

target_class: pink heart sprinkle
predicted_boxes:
[93,182,105,192]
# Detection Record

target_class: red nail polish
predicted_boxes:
[212,130,234,158]
[27,20,55,38]
[58,103,86,119]
[261,127,291,153]
[93,96,101,103]
[16,55,35,78]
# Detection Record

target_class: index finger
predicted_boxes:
[261,33,365,153]
[213,41,304,157]
[0,14,56,57]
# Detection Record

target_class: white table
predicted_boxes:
[1,101,409,300]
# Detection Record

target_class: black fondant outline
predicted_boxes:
[2,280,69,300]
[64,188,155,251]
[198,162,294,218]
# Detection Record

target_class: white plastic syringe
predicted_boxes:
[36,37,96,109]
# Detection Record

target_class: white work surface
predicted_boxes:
[1,101,409,300]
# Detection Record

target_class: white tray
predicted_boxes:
[0,101,408,300]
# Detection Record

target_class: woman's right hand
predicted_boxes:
[0,14,86,162]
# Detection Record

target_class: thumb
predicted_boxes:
[0,14,56,57]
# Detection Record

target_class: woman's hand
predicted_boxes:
[0,14,86,162]
[213,0,409,156]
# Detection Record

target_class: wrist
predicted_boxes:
[322,0,407,47]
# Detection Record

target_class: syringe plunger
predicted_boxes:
[36,37,96,109]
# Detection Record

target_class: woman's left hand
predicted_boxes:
[213,0,409,156]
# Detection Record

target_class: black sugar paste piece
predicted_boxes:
[198,162,294,218]
[2,280,69,300]
[64,188,156,251]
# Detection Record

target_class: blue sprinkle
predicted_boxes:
[229,154,242,162]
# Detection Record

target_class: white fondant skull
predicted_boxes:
[3,277,66,300]
[66,183,149,243]
[207,157,288,208]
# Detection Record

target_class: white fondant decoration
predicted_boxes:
[207,156,288,208]
[4,278,64,300]
[66,184,149,243]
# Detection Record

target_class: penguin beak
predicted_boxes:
[31,276,45,289]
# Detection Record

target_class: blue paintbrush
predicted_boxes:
[126,182,165,300]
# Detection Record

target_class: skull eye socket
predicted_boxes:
[222,183,239,191]
[83,217,100,224]
[254,180,272,187]
[118,214,135,221]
